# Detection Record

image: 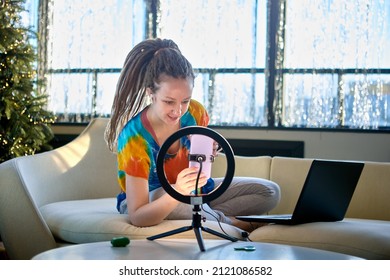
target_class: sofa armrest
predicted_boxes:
[0,159,57,259]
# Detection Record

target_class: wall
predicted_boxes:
[51,124,390,163]
[215,128,390,162]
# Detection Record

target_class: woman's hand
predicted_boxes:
[213,141,222,156]
[174,167,208,195]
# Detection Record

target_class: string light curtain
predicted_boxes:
[155,0,389,129]
[274,0,389,129]
[157,0,268,126]
[36,0,389,129]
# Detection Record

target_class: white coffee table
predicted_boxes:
[32,239,362,260]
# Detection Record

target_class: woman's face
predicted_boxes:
[149,76,193,126]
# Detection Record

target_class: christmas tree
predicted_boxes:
[0,0,55,163]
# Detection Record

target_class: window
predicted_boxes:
[34,0,389,129]
[39,0,146,122]
[277,0,390,129]
[157,0,267,126]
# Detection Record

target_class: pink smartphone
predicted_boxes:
[188,134,214,178]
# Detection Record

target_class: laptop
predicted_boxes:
[236,160,364,225]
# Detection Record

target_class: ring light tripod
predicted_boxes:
[147,126,238,251]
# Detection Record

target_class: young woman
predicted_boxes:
[105,38,280,232]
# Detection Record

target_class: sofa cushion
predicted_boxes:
[212,154,271,179]
[346,161,390,220]
[249,218,390,260]
[269,157,313,214]
[40,198,244,244]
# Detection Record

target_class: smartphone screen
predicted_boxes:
[188,134,214,178]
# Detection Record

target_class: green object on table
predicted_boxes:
[234,245,256,251]
[111,237,130,247]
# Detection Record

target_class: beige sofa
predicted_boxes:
[1,118,389,260]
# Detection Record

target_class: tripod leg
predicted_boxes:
[193,227,206,251]
[201,226,238,242]
[147,226,193,240]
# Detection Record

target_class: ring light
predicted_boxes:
[156,126,235,205]
[148,126,238,251]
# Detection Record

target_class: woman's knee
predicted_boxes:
[268,180,281,197]
[251,178,281,197]
[250,179,281,210]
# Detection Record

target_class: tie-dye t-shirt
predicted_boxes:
[117,99,209,193]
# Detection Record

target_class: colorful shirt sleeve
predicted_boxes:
[117,113,152,192]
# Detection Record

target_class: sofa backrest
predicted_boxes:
[269,157,314,215]
[15,118,118,207]
[0,118,120,259]
[348,161,390,220]
[212,154,272,180]
[269,156,390,221]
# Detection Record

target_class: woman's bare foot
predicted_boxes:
[229,217,268,232]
